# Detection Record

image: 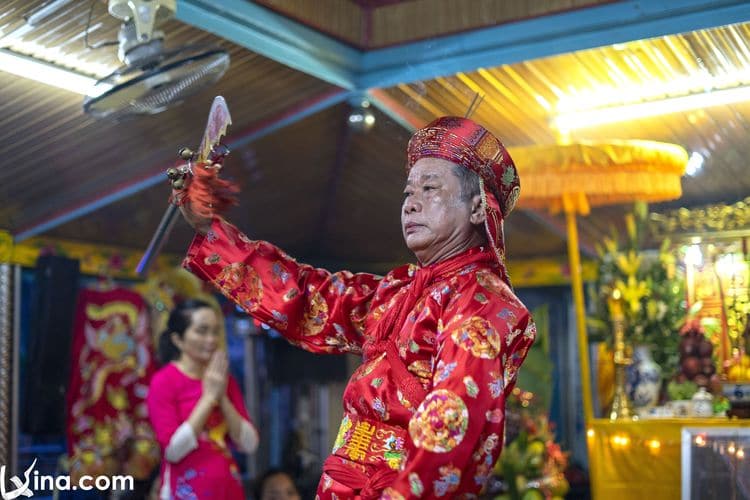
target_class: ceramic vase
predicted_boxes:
[626,344,662,409]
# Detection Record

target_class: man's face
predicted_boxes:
[401,157,478,265]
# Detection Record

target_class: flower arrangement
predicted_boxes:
[588,202,687,377]
[491,390,569,500]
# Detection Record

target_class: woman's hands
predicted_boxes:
[187,350,228,437]
[202,350,228,404]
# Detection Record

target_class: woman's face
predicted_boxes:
[172,307,221,365]
[261,473,300,500]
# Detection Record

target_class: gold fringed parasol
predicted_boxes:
[508,140,688,423]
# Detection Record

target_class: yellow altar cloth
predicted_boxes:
[588,418,750,499]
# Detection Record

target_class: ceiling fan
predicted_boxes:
[83,0,230,119]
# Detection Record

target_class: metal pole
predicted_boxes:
[11,266,20,475]
[565,209,594,423]
[244,328,259,479]
[0,264,15,470]
[136,203,179,277]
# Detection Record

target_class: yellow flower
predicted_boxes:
[616,250,642,278]
[615,276,649,314]
[645,300,667,321]
[625,214,637,243]
[659,251,676,280]
[603,237,619,256]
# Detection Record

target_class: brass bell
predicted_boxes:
[166,167,180,180]
[172,178,185,190]
[178,147,194,160]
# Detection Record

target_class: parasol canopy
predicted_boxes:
[512,140,688,214]
[508,140,688,422]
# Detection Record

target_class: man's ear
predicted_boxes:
[469,194,486,225]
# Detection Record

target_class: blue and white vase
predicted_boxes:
[626,345,662,409]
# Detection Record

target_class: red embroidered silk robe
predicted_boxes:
[184,219,535,499]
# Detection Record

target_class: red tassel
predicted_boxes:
[183,162,240,218]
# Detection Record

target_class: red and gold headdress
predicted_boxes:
[406,116,520,286]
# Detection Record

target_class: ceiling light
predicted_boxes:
[685,152,704,176]
[555,70,734,113]
[554,85,750,132]
[0,49,111,97]
[348,99,375,132]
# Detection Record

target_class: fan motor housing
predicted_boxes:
[85,0,229,119]
[118,21,165,66]
[108,0,176,43]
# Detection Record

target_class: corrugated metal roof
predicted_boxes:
[2,2,748,271]
[0,0,334,235]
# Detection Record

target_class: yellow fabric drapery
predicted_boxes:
[506,140,688,424]
[589,418,750,499]
[510,140,688,214]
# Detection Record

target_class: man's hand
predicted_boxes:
[174,189,212,235]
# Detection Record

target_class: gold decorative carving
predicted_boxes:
[650,197,750,237]
[608,288,635,421]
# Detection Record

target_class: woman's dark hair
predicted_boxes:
[157,299,213,365]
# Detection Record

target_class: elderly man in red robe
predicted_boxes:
[178,116,536,499]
